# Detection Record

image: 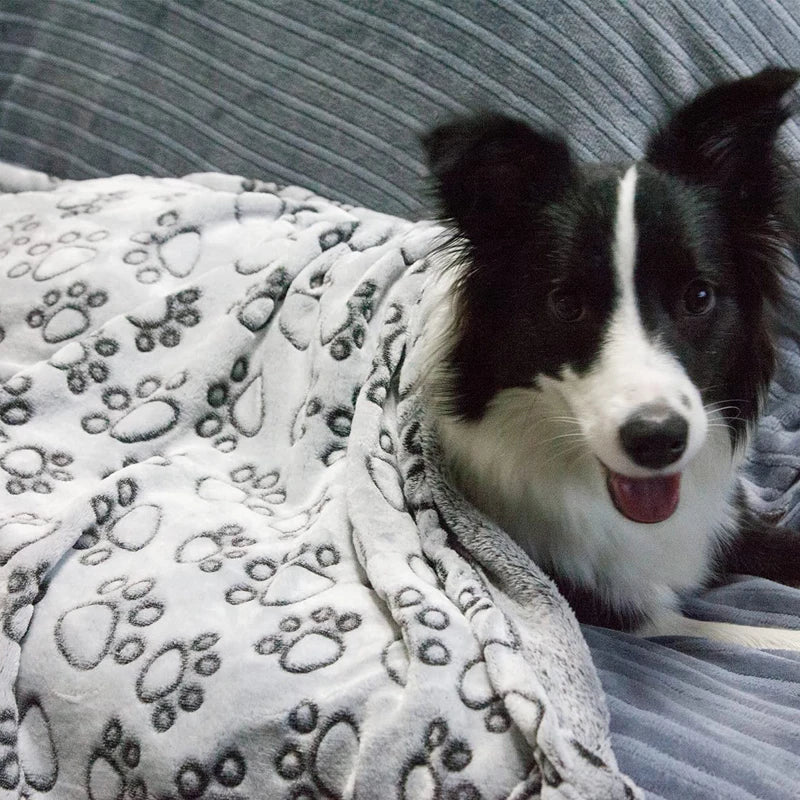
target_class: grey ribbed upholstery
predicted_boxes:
[2,0,800,216]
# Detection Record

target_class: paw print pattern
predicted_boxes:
[73,477,162,566]
[0,707,19,791]
[87,718,149,800]
[291,396,353,467]
[55,575,164,671]
[0,444,73,494]
[457,659,512,735]
[4,561,49,643]
[233,267,292,332]
[229,542,340,609]
[135,632,222,733]
[127,288,201,352]
[175,523,257,574]
[124,212,201,284]
[196,464,286,516]
[1,374,34,426]
[275,701,360,800]
[322,280,378,361]
[393,587,452,667]
[49,334,120,394]
[56,189,127,217]
[400,719,478,800]
[3,219,107,282]
[81,373,185,442]
[172,748,247,799]
[194,355,264,450]
[26,281,108,343]
[254,604,360,674]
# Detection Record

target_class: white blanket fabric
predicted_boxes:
[0,169,639,799]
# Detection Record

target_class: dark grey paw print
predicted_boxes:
[400,719,478,800]
[254,604,360,674]
[322,279,378,361]
[5,225,106,281]
[1,373,34,426]
[135,632,222,733]
[275,701,361,800]
[26,281,108,343]
[194,355,264,450]
[229,541,340,609]
[457,659,512,735]
[291,396,353,467]
[74,477,162,566]
[233,267,292,331]
[0,707,19,791]
[55,575,164,671]
[175,523,257,574]
[0,444,73,495]
[196,464,286,516]
[56,189,127,217]
[87,718,148,800]
[49,334,120,394]
[81,373,184,442]
[171,748,247,799]
[124,213,201,284]
[127,288,201,352]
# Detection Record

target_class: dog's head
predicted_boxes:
[423,68,798,524]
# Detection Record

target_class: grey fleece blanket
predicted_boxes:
[0,166,640,799]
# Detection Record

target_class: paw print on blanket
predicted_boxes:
[458,659,512,735]
[195,355,264,450]
[127,288,201,352]
[196,464,286,516]
[230,542,340,609]
[73,477,162,566]
[291,396,354,466]
[171,748,248,799]
[176,523,257,574]
[275,701,361,800]
[135,632,223,733]
[0,444,73,495]
[322,279,378,361]
[87,717,149,800]
[1,373,34,426]
[4,224,107,281]
[123,211,201,284]
[254,605,361,674]
[232,267,293,332]
[4,561,49,642]
[26,281,108,343]
[81,373,185,442]
[400,719,480,800]
[55,575,164,671]
[49,333,120,394]
[0,707,19,791]
[56,188,128,217]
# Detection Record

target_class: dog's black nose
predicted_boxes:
[619,405,688,469]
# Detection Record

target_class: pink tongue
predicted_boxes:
[607,471,681,524]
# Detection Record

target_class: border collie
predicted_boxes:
[420,68,800,648]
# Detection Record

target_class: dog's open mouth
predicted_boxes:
[605,468,681,524]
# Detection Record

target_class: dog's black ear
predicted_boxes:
[422,114,573,249]
[646,67,800,202]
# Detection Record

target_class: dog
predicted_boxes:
[419,68,800,648]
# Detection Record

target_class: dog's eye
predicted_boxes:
[548,288,585,322]
[683,280,716,315]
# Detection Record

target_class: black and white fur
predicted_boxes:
[421,68,800,648]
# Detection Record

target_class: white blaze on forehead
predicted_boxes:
[613,165,639,300]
